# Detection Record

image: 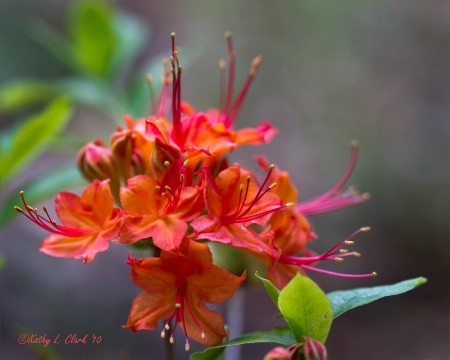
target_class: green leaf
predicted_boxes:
[255,272,281,307]
[107,11,149,80]
[69,0,116,77]
[0,98,73,184]
[0,253,6,271]
[0,165,84,227]
[190,327,296,360]
[28,19,75,71]
[327,277,427,320]
[56,77,124,117]
[278,274,332,343]
[0,80,58,114]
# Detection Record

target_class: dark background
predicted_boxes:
[1,0,449,359]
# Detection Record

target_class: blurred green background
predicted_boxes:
[1,0,449,359]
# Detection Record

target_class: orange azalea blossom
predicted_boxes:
[156,33,277,170]
[14,179,123,263]
[191,164,290,257]
[117,160,203,254]
[124,240,245,350]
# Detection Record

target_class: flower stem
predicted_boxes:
[164,330,174,360]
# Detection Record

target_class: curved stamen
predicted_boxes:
[15,192,92,237]
[296,142,369,216]
[278,227,376,278]
[222,166,284,225]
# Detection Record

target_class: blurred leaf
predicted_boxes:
[69,0,116,77]
[255,272,280,307]
[0,98,73,184]
[107,11,149,80]
[327,277,427,320]
[0,80,58,114]
[56,77,124,117]
[190,327,296,360]
[0,165,84,227]
[278,274,332,343]
[0,253,5,271]
[29,20,76,71]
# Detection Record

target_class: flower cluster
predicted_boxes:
[15,33,374,351]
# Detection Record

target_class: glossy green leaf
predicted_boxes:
[327,277,427,320]
[69,0,116,76]
[0,98,72,184]
[255,272,281,307]
[190,327,296,360]
[0,165,84,227]
[278,274,332,343]
[0,80,57,114]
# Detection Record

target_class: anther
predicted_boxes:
[160,330,165,338]
[285,202,294,207]
[183,159,190,167]
[250,55,263,76]
[170,336,174,344]
[156,185,161,191]
[165,324,170,330]
[14,206,23,212]
[335,258,344,262]
[175,302,181,309]
[201,332,205,339]
[360,226,371,231]
[345,240,355,245]
[268,182,277,189]
[372,272,378,277]
[340,249,349,254]
[353,252,361,257]
[185,343,190,351]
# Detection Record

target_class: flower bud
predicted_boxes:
[302,337,327,360]
[77,139,121,201]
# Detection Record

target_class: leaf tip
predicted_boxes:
[416,277,427,287]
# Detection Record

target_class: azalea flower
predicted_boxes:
[124,240,245,350]
[15,179,123,263]
[117,160,203,254]
[191,164,290,257]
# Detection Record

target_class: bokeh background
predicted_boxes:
[1,0,449,359]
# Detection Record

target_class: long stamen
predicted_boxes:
[229,55,263,125]
[219,59,227,118]
[146,74,157,117]
[279,227,376,278]
[158,58,171,117]
[296,141,369,216]
[221,166,288,225]
[170,33,184,149]
[15,192,91,237]
[224,31,236,126]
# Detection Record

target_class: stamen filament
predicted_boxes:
[300,264,377,278]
